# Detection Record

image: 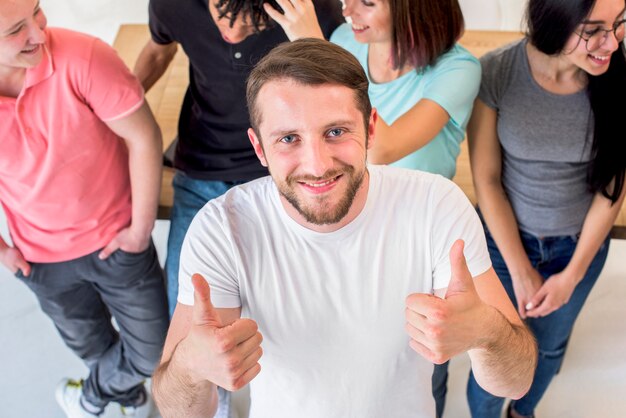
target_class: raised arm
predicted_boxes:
[98,102,163,259]
[525,184,626,317]
[264,0,324,40]
[367,99,450,164]
[133,38,178,92]
[468,99,543,318]
[406,241,537,399]
[153,274,262,418]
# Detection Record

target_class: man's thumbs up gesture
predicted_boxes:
[405,240,490,364]
[178,273,263,391]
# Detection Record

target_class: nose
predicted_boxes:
[28,13,47,44]
[602,29,621,52]
[342,0,354,18]
[302,139,334,178]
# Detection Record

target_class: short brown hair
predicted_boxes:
[246,38,371,133]
[390,0,464,69]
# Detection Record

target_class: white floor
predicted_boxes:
[2,1,625,417]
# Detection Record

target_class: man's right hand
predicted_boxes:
[176,273,263,391]
[0,245,31,276]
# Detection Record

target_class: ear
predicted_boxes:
[248,127,268,167]
[366,108,378,150]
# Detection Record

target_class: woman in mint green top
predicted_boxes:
[330,0,481,179]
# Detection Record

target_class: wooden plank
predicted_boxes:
[112,24,626,235]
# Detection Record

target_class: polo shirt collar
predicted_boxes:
[24,35,54,89]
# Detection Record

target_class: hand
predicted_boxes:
[510,266,544,319]
[264,0,324,41]
[405,240,491,364]
[525,270,577,318]
[98,225,151,259]
[177,274,263,391]
[0,245,31,276]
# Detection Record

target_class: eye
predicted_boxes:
[279,134,297,144]
[361,0,375,6]
[327,128,344,137]
[8,25,24,36]
[583,26,601,37]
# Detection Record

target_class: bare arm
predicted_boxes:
[468,99,543,317]
[133,38,178,92]
[367,99,450,164]
[153,275,261,418]
[407,241,536,399]
[99,102,163,258]
[464,268,537,398]
[525,184,626,317]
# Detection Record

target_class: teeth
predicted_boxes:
[590,54,609,62]
[305,178,335,188]
[351,24,368,31]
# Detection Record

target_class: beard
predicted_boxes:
[275,164,366,226]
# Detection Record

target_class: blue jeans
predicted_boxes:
[165,172,243,316]
[467,226,610,418]
[166,172,244,418]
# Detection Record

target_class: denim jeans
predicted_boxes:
[17,242,169,408]
[467,226,610,418]
[165,172,244,316]
[166,172,244,418]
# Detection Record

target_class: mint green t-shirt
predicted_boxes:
[331,23,481,179]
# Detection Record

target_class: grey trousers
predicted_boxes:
[16,241,169,408]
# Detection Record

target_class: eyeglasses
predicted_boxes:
[576,19,626,51]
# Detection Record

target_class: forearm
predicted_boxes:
[127,128,162,236]
[153,353,219,418]
[566,189,626,283]
[133,41,177,92]
[468,305,537,399]
[475,181,533,278]
[368,100,448,164]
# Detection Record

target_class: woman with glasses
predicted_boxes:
[467,0,626,417]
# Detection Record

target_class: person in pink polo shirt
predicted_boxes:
[0,0,169,417]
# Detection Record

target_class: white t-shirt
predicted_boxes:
[179,165,491,418]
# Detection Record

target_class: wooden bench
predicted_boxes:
[113,25,626,237]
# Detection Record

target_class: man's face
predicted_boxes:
[248,79,376,232]
[208,0,264,44]
[0,0,46,74]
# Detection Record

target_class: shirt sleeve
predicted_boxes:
[429,178,492,290]
[148,0,175,45]
[478,46,507,110]
[422,45,481,130]
[81,38,144,122]
[178,202,242,308]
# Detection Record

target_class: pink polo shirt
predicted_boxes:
[0,28,144,263]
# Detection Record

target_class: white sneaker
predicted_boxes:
[120,388,155,418]
[55,378,102,418]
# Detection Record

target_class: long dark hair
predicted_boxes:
[527,0,626,203]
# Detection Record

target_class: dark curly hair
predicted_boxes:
[214,0,281,31]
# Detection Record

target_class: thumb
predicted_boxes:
[98,240,118,260]
[527,286,547,312]
[444,240,475,298]
[192,273,223,328]
[16,258,31,277]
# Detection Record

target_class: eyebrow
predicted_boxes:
[581,6,626,24]
[3,1,40,35]
[265,119,359,139]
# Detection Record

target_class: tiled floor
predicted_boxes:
[2,1,625,417]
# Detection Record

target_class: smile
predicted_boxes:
[589,53,610,64]
[297,174,342,193]
[351,23,369,32]
[21,45,40,54]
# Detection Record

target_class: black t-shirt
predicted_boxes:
[149,0,344,181]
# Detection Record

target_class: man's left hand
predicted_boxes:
[405,240,491,364]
